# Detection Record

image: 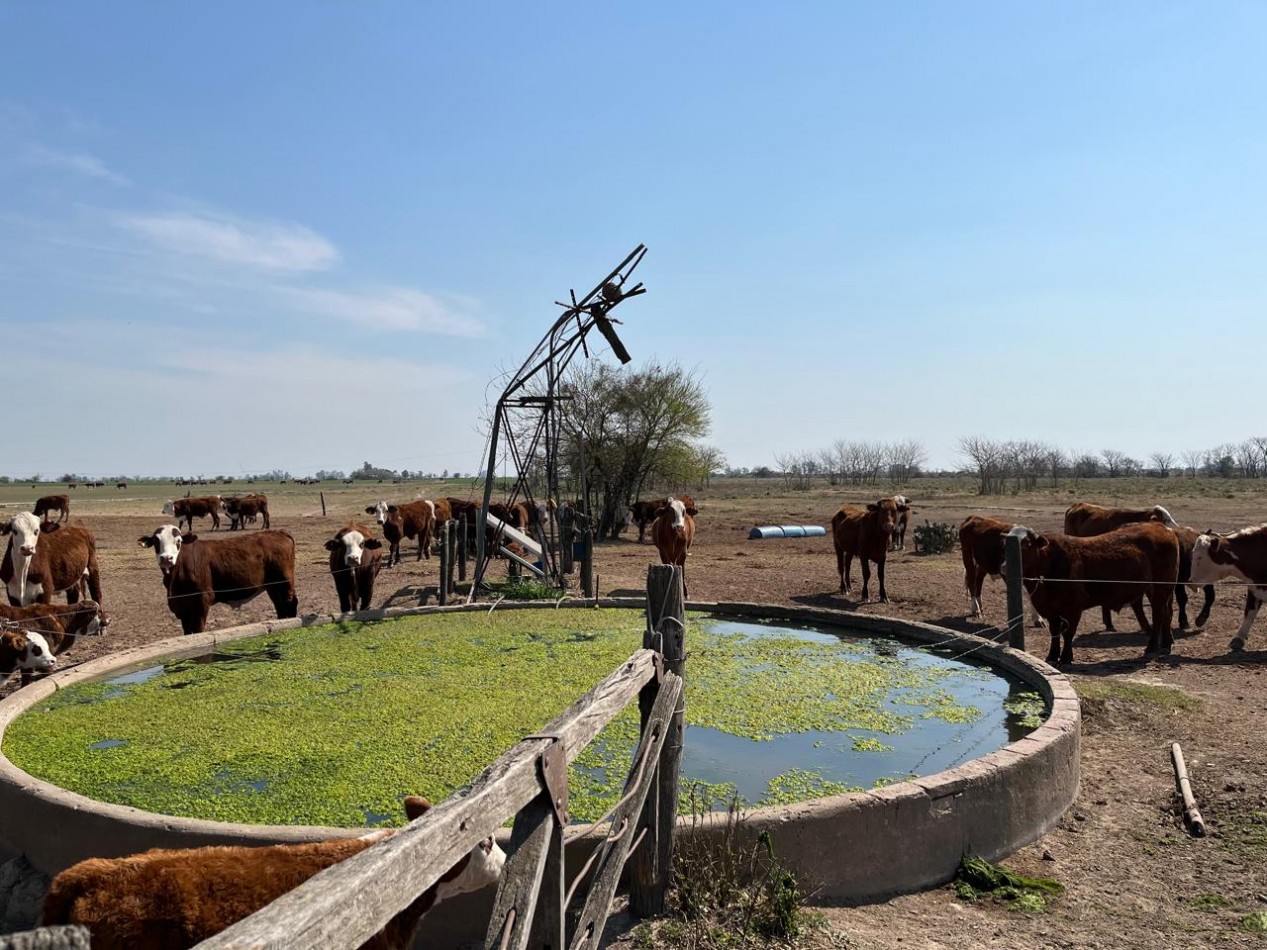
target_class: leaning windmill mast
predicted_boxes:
[471,245,648,598]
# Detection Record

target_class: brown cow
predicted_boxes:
[1,513,103,607]
[40,796,505,950]
[831,497,909,603]
[163,496,222,531]
[1011,522,1180,665]
[33,494,70,524]
[650,496,697,597]
[0,600,108,684]
[958,515,1043,627]
[138,526,298,635]
[222,493,271,530]
[1062,502,1183,632]
[325,523,384,612]
[1189,525,1267,651]
[629,495,696,544]
[365,500,435,565]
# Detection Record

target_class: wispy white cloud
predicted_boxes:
[115,211,339,273]
[23,143,130,185]
[283,286,488,337]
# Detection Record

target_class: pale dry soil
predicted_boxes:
[3,479,1267,949]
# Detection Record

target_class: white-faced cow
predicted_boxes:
[889,495,913,552]
[221,494,270,530]
[1189,524,1267,652]
[0,600,108,685]
[41,795,505,950]
[162,496,222,532]
[651,496,697,597]
[0,512,104,607]
[326,523,384,612]
[138,526,298,635]
[958,514,1044,627]
[365,500,435,565]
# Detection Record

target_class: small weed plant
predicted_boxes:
[954,855,1063,913]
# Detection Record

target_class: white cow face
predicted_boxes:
[2,512,42,558]
[138,525,186,576]
[1188,534,1243,587]
[369,501,389,526]
[161,500,176,517]
[660,497,697,537]
[18,631,55,674]
[333,529,366,566]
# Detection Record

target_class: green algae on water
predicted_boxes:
[3,610,996,826]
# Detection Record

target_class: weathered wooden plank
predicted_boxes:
[199,650,658,950]
[568,672,683,950]
[629,564,686,917]
[535,820,566,950]
[483,792,555,950]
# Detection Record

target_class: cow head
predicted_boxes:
[6,631,55,678]
[657,497,697,538]
[1,512,42,558]
[138,525,188,576]
[1190,532,1240,586]
[1004,525,1051,580]
[325,528,381,567]
[365,501,390,525]
[402,796,506,901]
[865,498,904,537]
[161,500,176,516]
[67,600,109,637]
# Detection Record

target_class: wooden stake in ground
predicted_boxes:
[1171,742,1206,837]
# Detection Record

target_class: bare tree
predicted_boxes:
[1101,449,1128,478]
[1149,452,1175,478]
[959,436,1009,495]
[1236,440,1261,480]
[1180,449,1203,479]
[886,438,927,486]
[1045,448,1068,487]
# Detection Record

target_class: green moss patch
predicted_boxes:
[4,610,997,827]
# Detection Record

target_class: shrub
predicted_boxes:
[913,521,957,555]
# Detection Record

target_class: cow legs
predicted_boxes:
[1100,604,1116,632]
[966,565,984,618]
[1193,585,1214,629]
[1175,583,1190,630]
[1047,613,1080,666]
[1144,587,1175,657]
[211,512,221,531]
[844,553,854,594]
[876,560,889,604]
[1129,598,1150,635]
[836,546,846,592]
[1230,589,1264,652]
[266,580,299,620]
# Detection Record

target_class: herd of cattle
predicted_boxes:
[0,491,702,686]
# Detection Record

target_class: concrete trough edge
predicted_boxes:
[0,599,1079,932]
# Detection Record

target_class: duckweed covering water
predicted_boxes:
[3,610,1039,826]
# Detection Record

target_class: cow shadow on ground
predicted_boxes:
[790,592,865,611]
[924,615,1009,636]
[1050,641,1267,677]
[378,583,436,610]
[605,588,645,599]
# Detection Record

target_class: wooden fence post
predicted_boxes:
[457,515,468,582]
[580,522,594,598]
[629,564,686,917]
[319,491,326,517]
[445,518,457,598]
[1004,531,1025,650]
[437,521,450,607]
[560,506,575,576]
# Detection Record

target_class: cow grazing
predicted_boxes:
[958,515,1044,626]
[1010,522,1180,665]
[326,524,384,612]
[365,500,436,565]
[33,494,70,524]
[1189,525,1267,651]
[888,495,913,552]
[1063,502,1182,632]
[40,796,505,950]
[162,496,222,532]
[138,526,298,635]
[651,497,697,597]
[116,482,127,489]
[629,495,696,544]
[0,600,108,684]
[831,497,910,603]
[221,494,271,530]
[1,513,103,607]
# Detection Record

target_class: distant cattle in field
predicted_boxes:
[326,524,384,612]
[221,494,270,530]
[116,482,127,489]
[1011,522,1179,665]
[1,513,103,608]
[139,526,298,635]
[630,495,696,544]
[651,497,697,597]
[33,494,70,523]
[343,478,354,485]
[958,515,1043,627]
[41,795,505,950]
[1190,525,1267,652]
[366,500,436,565]
[831,497,909,603]
[0,600,108,685]
[163,496,222,531]
[67,482,77,489]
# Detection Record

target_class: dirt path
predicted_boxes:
[4,481,1267,947]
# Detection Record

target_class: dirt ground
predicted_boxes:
[4,478,1267,948]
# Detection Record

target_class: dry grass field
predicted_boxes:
[3,476,1267,948]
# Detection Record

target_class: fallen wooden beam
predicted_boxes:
[487,514,543,557]
[1171,741,1206,837]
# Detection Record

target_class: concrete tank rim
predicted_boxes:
[0,599,1079,903]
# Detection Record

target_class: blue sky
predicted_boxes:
[2,3,1265,478]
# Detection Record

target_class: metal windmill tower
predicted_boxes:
[471,245,648,597]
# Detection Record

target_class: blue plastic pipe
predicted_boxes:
[748,525,827,540]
